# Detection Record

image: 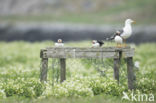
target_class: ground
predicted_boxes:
[0,41,155,103]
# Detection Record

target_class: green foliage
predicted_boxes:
[89,77,125,96]
[0,41,156,102]
[2,78,44,98]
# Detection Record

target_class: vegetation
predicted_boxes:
[0,41,155,103]
[0,0,156,24]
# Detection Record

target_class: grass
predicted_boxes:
[0,41,155,103]
[0,95,131,103]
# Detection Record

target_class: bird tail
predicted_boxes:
[106,37,114,41]
[106,33,116,41]
[97,40,104,47]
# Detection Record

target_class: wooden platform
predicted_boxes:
[41,47,134,58]
[40,47,135,90]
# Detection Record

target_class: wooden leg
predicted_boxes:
[123,39,127,47]
[114,58,120,84]
[127,57,135,90]
[60,58,66,83]
[114,51,122,84]
[40,58,48,82]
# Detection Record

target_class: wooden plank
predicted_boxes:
[47,46,131,49]
[123,48,135,57]
[46,47,131,52]
[60,58,66,83]
[41,47,134,58]
[40,58,48,82]
[46,51,118,58]
[127,57,135,90]
[43,49,119,58]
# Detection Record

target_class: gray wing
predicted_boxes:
[97,40,104,47]
[116,29,124,36]
[106,29,123,41]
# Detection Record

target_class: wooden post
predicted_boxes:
[127,57,135,90]
[60,58,66,83]
[114,58,120,84]
[113,51,121,84]
[40,58,48,82]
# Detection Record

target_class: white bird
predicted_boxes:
[107,19,135,47]
[92,40,104,48]
[120,19,135,40]
[55,39,64,47]
[114,35,123,48]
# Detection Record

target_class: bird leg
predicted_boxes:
[116,43,121,48]
[123,39,127,47]
[119,43,122,48]
[116,43,119,48]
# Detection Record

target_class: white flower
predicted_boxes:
[134,61,140,69]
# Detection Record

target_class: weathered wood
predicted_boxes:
[113,51,122,84]
[40,49,47,58]
[40,58,48,82]
[46,50,118,58]
[60,58,66,83]
[122,49,135,58]
[114,51,122,84]
[127,57,135,90]
[114,58,120,84]
[40,47,135,89]
[46,47,132,53]
[41,47,134,58]
[46,46,131,51]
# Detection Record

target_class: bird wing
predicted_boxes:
[120,27,126,36]
[106,34,116,40]
[106,29,124,41]
[97,40,104,47]
[117,29,124,36]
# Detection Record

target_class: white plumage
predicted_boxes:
[106,19,135,48]
[120,19,135,39]
[55,39,64,47]
[55,43,64,47]
[92,40,100,47]
[114,35,123,44]
[92,43,100,47]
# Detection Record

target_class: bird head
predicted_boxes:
[116,30,121,35]
[92,40,97,44]
[58,39,62,43]
[125,19,136,25]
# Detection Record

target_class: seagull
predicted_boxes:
[92,40,104,47]
[55,39,64,47]
[107,19,135,47]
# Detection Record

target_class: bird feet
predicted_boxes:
[116,44,128,48]
[116,44,122,48]
[123,43,127,48]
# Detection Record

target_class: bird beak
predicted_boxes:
[132,21,136,24]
